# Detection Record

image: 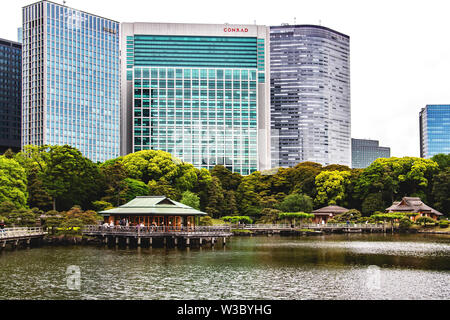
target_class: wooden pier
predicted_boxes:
[234,223,387,234]
[82,225,233,247]
[0,227,47,249]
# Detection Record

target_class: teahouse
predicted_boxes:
[312,205,349,224]
[385,197,443,221]
[100,196,206,228]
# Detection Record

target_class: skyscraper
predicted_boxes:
[351,138,390,169]
[22,1,120,162]
[121,23,271,174]
[420,105,450,158]
[0,38,21,153]
[270,25,351,167]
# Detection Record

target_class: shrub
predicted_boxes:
[199,216,213,226]
[399,217,413,231]
[221,216,253,224]
[439,220,449,228]
[415,216,437,226]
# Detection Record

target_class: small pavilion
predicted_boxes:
[100,196,206,228]
[385,197,443,221]
[312,205,349,224]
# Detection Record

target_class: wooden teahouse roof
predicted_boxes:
[312,205,349,216]
[100,196,207,216]
[385,197,443,216]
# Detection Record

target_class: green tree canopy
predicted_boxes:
[431,153,450,170]
[314,170,352,207]
[356,157,439,206]
[124,178,150,202]
[0,156,28,208]
[180,190,200,210]
[276,193,313,213]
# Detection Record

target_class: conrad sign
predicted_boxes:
[223,27,249,33]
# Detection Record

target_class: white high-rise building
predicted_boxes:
[270,25,351,167]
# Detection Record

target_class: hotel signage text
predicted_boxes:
[224,27,249,33]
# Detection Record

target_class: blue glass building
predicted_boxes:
[22,1,120,162]
[420,105,450,158]
[121,23,271,174]
[0,38,21,153]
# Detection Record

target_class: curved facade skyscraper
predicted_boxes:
[270,25,351,167]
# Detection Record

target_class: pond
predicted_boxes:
[0,234,449,299]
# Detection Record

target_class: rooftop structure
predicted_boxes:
[386,197,443,220]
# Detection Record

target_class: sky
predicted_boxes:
[2,0,450,158]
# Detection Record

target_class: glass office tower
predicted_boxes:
[121,23,271,174]
[351,138,390,168]
[0,38,21,153]
[420,105,450,158]
[270,25,351,167]
[22,1,120,162]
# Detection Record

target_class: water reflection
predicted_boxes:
[0,234,448,299]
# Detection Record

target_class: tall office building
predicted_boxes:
[420,105,450,158]
[351,138,390,169]
[22,1,120,162]
[0,38,21,153]
[121,23,271,174]
[270,25,351,167]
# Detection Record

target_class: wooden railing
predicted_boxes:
[301,223,384,229]
[232,224,292,229]
[231,223,385,229]
[0,227,47,239]
[82,225,232,235]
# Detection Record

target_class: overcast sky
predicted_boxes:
[2,0,450,158]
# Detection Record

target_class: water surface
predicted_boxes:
[0,234,449,300]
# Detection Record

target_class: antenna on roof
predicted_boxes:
[254,20,256,25]
[319,19,322,26]
[294,17,296,24]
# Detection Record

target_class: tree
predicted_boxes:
[180,191,200,210]
[431,168,450,216]
[99,161,128,207]
[314,170,352,207]
[124,178,149,202]
[361,192,385,216]
[92,200,114,212]
[223,190,239,215]
[203,176,225,218]
[431,153,450,170]
[210,165,242,191]
[24,145,102,211]
[0,156,28,208]
[276,193,313,213]
[356,157,439,207]
[148,179,181,200]
[289,162,322,198]
[257,208,281,224]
